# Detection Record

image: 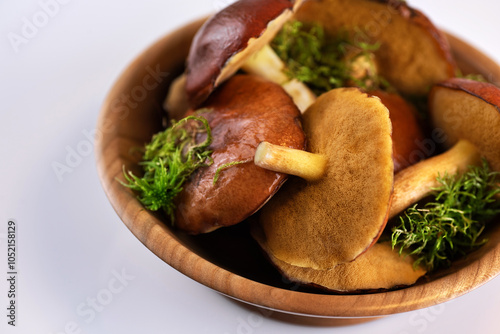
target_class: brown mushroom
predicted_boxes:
[174,74,306,234]
[185,0,304,107]
[257,87,394,270]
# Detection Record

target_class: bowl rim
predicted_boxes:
[95,17,500,318]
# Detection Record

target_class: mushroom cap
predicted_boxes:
[258,87,394,270]
[185,0,299,107]
[293,0,456,96]
[174,74,306,234]
[430,78,500,171]
[252,223,426,292]
[369,90,426,173]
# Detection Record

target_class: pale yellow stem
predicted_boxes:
[254,142,328,182]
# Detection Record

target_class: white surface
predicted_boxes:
[1,0,500,333]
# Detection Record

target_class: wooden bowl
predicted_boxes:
[95,17,500,324]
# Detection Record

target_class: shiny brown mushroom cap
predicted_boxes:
[185,0,300,107]
[175,74,306,234]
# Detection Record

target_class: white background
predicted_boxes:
[2,0,500,333]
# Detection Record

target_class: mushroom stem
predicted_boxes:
[389,139,481,218]
[255,139,486,215]
[254,141,327,181]
[242,44,316,112]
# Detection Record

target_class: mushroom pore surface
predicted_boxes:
[257,87,394,270]
[430,78,500,171]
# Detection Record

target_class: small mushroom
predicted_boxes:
[185,0,304,107]
[174,74,306,234]
[257,87,394,270]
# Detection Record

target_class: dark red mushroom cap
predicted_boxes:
[294,0,456,96]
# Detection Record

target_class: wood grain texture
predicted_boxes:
[95,17,500,322]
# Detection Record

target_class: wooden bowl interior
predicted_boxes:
[96,18,500,319]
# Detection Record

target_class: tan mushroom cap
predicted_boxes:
[293,0,456,96]
[430,78,500,171]
[258,88,394,270]
[252,224,426,292]
[174,74,306,234]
